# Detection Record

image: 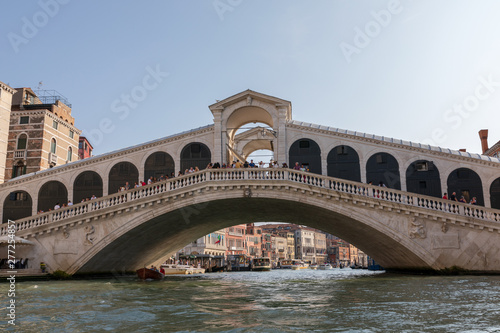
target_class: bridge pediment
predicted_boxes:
[209,89,291,116]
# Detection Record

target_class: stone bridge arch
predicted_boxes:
[72,194,431,275]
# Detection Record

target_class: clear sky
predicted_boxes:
[2,0,500,156]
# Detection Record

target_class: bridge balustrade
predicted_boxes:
[2,168,499,236]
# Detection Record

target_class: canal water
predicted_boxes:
[2,269,500,332]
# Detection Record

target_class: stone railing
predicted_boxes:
[2,168,500,236]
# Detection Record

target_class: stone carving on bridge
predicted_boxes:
[409,217,427,239]
[441,222,449,233]
[244,188,252,198]
[62,227,70,239]
[84,225,96,245]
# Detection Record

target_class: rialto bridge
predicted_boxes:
[1,90,500,274]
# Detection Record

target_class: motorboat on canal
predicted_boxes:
[309,263,319,270]
[291,259,309,270]
[161,264,205,275]
[227,254,251,271]
[251,257,272,271]
[278,260,293,269]
[318,263,333,270]
[136,267,165,280]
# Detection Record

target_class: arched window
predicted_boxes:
[288,139,322,175]
[327,145,361,182]
[447,168,484,205]
[38,181,68,212]
[3,191,32,223]
[406,160,441,198]
[366,152,401,190]
[67,147,72,162]
[74,171,103,203]
[180,143,211,172]
[144,152,175,181]
[108,162,139,193]
[50,138,57,154]
[489,177,500,209]
[17,134,27,150]
[12,161,26,178]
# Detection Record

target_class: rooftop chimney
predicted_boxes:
[479,129,489,154]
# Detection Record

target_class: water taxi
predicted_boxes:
[318,263,333,270]
[291,259,309,270]
[137,267,164,280]
[251,257,272,271]
[309,263,319,270]
[161,264,205,275]
[279,259,293,269]
[227,254,251,271]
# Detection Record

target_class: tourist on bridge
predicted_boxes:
[450,192,458,201]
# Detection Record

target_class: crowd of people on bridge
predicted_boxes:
[443,192,478,205]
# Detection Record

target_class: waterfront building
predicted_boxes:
[295,228,316,262]
[179,230,226,257]
[5,88,81,181]
[226,224,247,256]
[0,81,15,184]
[349,244,359,266]
[246,223,262,258]
[261,232,272,258]
[78,136,93,160]
[314,232,327,264]
[272,235,287,263]
[357,249,368,268]
[281,231,295,260]
[333,245,350,267]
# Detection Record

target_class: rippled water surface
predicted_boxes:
[2,269,500,332]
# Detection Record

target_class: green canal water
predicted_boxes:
[2,269,500,332]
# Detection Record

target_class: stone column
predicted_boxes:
[276,105,288,165]
[212,108,223,164]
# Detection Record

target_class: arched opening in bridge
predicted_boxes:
[108,162,139,193]
[2,191,32,223]
[246,149,274,166]
[327,145,361,182]
[366,153,401,190]
[76,197,430,274]
[288,138,322,174]
[225,105,275,165]
[489,177,500,209]
[38,181,67,212]
[73,171,103,203]
[447,168,484,205]
[405,160,441,198]
[144,152,175,180]
[226,107,274,143]
[231,121,276,164]
[180,142,211,172]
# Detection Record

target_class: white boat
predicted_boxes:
[251,257,272,271]
[318,263,333,270]
[291,260,309,270]
[161,264,205,275]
